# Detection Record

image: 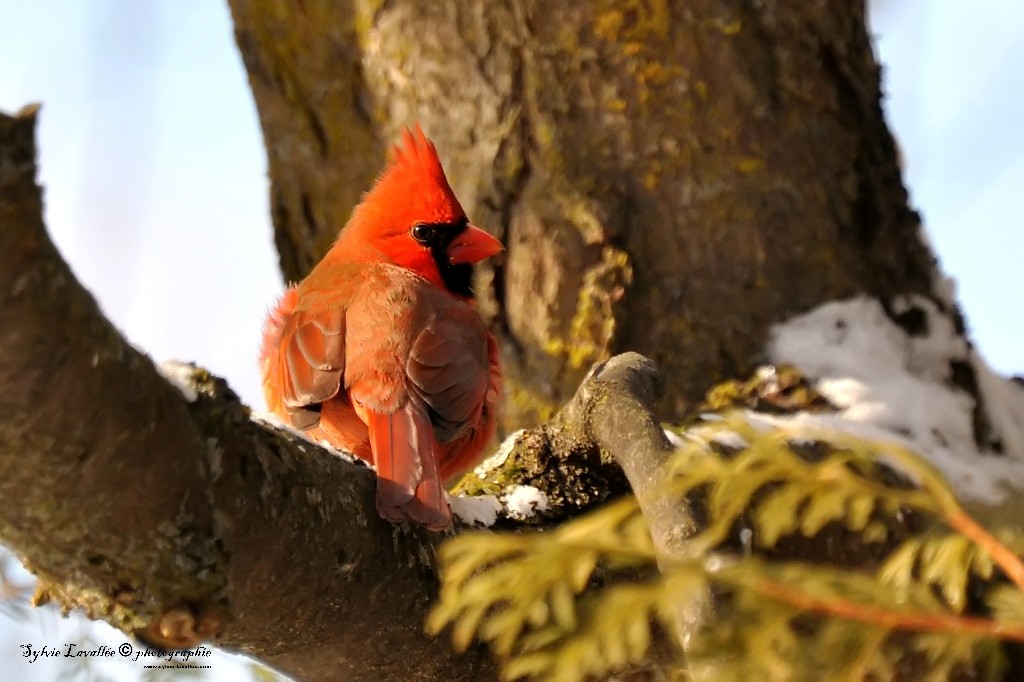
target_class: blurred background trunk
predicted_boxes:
[227,0,939,431]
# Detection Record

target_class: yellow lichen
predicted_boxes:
[354,0,386,44]
[546,247,633,370]
[636,61,673,87]
[717,19,743,36]
[561,195,610,246]
[607,98,628,113]
[622,42,644,57]
[737,156,764,175]
[593,9,625,43]
[591,0,671,45]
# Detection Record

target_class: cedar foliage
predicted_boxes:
[430,414,1024,681]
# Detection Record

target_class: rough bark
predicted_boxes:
[228,0,941,430]
[0,106,692,680]
[0,106,227,642]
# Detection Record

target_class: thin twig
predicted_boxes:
[750,576,1024,643]
[945,509,1024,589]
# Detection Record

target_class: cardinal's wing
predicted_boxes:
[260,287,346,429]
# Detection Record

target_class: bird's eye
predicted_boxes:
[411,224,435,244]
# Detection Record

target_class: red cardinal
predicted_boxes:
[260,127,503,530]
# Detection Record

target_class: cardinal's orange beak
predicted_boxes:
[447,225,504,264]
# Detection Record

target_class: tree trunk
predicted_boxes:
[228,0,939,430]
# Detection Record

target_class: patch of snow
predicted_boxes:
[741,410,1024,503]
[743,413,776,433]
[504,485,550,519]
[768,295,1024,502]
[158,360,198,402]
[449,493,502,527]
[663,428,686,449]
[973,354,1024,457]
[683,424,749,451]
[711,430,749,451]
[475,429,527,475]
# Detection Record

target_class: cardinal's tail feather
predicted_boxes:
[366,403,450,531]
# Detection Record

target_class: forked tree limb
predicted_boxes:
[555,352,697,561]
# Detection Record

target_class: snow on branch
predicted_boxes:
[769,295,1024,505]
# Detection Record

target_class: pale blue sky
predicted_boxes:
[0,1,1020,410]
[2,0,280,408]
[873,1,1023,377]
[0,1,1021,679]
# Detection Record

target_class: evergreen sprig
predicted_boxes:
[429,412,1024,681]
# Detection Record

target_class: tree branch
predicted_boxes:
[0,106,495,682]
[556,353,697,561]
